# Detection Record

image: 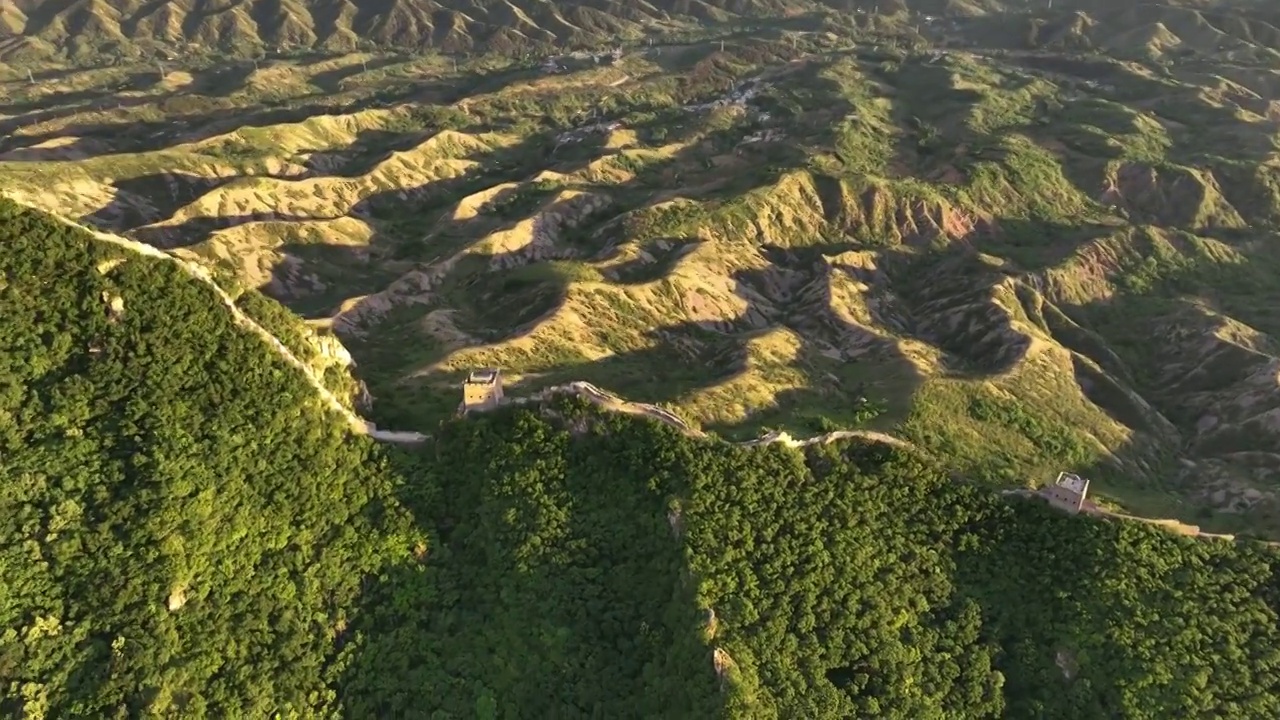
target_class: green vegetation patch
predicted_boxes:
[345,400,1280,718]
[234,287,320,363]
[0,199,421,717]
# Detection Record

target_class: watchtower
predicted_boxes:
[1042,471,1090,514]
[461,368,504,412]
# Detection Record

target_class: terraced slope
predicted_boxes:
[5,0,1280,537]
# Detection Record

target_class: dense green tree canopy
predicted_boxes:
[3,200,1279,718]
[0,200,421,718]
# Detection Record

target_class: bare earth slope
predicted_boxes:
[6,0,1280,537]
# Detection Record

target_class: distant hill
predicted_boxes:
[1,0,1277,62]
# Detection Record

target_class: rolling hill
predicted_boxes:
[5,0,1280,713]
[0,0,1277,61]
[3,198,1279,718]
[7,0,1280,538]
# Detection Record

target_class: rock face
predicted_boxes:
[307,330,356,372]
[712,647,735,683]
[167,585,187,612]
[101,291,125,321]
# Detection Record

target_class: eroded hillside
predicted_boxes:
[5,0,1280,536]
[4,207,1277,716]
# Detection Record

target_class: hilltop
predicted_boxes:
[3,199,1280,718]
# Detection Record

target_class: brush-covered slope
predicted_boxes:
[0,198,424,716]
[4,199,1279,718]
[5,1,1280,539]
[349,401,1280,719]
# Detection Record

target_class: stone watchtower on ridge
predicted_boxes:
[1042,471,1090,514]
[460,368,504,413]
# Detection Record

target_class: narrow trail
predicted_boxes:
[20,202,1276,548]
[1001,489,1279,547]
[519,380,914,450]
[1100,510,1280,547]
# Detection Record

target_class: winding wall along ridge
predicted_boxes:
[16,199,912,450]
[16,201,1274,546]
[21,199,429,443]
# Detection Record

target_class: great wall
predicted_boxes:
[11,198,1275,548]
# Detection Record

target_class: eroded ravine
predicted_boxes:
[15,196,916,450]
[13,200,1265,545]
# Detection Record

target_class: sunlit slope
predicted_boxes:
[0,197,423,716]
[5,0,1280,535]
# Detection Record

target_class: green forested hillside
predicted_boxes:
[4,200,1280,717]
[0,199,422,717]
[370,403,1280,720]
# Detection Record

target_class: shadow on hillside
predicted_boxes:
[306,57,408,93]
[0,94,162,147]
[76,127,550,235]
[112,129,560,254]
[0,64,259,141]
[946,483,1160,716]
[336,232,934,439]
[951,464,1280,717]
[266,70,894,429]
[79,59,1111,442]
[228,64,1102,437]
[333,416,722,717]
[876,241,1064,378]
[184,61,261,96]
[299,128,434,177]
[1013,248,1280,538]
[0,72,157,115]
[606,238,706,284]
[880,57,986,179]
[82,172,241,233]
[0,61,545,162]
[1042,68,1279,213]
[0,100,345,161]
[126,55,844,269]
